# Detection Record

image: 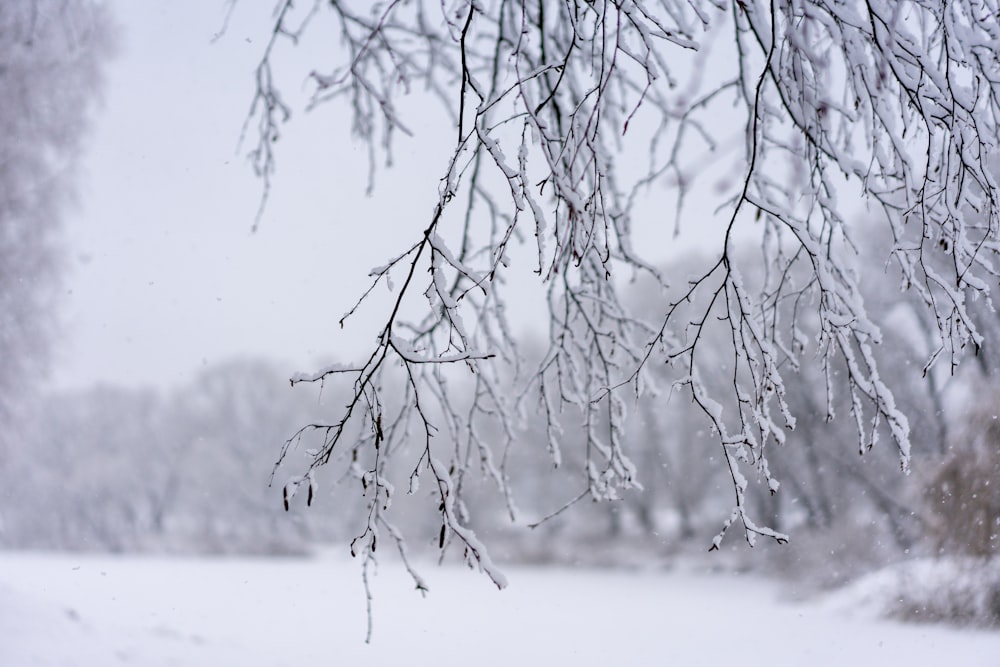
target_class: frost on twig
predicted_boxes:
[241,0,1000,603]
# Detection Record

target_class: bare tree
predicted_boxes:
[237,0,1000,600]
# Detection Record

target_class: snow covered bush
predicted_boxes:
[889,559,1000,628]
[829,558,1000,629]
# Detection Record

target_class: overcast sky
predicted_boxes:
[54,1,742,391]
[56,1,436,389]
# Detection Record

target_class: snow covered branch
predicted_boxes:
[240,0,1000,586]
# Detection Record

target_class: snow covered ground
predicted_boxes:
[3,550,999,666]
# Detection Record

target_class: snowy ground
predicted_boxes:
[3,550,999,666]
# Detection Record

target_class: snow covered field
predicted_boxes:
[3,550,999,666]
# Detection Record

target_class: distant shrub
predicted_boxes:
[923,393,1000,558]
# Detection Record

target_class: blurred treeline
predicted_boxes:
[1,360,341,555]
[2,248,998,582]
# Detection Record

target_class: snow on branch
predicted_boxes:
[239,0,1000,624]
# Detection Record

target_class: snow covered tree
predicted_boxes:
[0,1,113,549]
[237,0,1000,594]
[0,2,112,465]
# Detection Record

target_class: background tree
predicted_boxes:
[238,1,1000,591]
[0,0,113,539]
[0,0,113,415]
[0,359,346,553]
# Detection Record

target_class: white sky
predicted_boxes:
[57,1,441,389]
[54,1,738,390]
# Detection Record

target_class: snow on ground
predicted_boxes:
[3,550,998,666]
